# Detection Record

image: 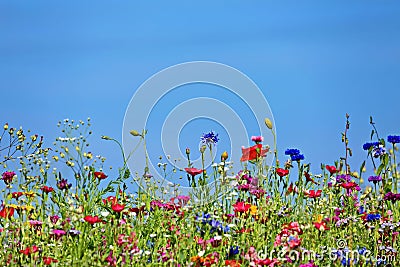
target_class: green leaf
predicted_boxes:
[370,129,375,140]
[360,161,366,175]
[377,163,384,176]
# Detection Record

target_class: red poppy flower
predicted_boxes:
[254,258,279,266]
[304,189,322,198]
[84,215,101,224]
[276,168,289,177]
[314,221,330,231]
[326,165,338,175]
[20,245,39,255]
[43,257,58,265]
[225,259,242,267]
[240,144,269,162]
[233,201,251,213]
[41,186,54,193]
[184,168,203,176]
[340,182,358,189]
[111,203,125,213]
[286,183,298,195]
[94,172,108,179]
[304,172,319,185]
[0,207,14,219]
[103,196,117,205]
[11,192,24,199]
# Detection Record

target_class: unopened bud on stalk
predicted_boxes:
[264,118,273,130]
[200,145,206,153]
[221,151,228,161]
[130,130,141,137]
[3,123,8,130]
[186,148,190,155]
[101,135,112,140]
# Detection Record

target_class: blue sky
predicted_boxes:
[1,1,400,189]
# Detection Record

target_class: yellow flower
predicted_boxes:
[250,205,258,216]
[314,214,323,223]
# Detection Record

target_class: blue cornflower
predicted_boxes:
[285,148,300,156]
[388,135,400,144]
[223,225,230,233]
[201,131,219,145]
[197,213,212,224]
[146,240,154,248]
[373,145,386,158]
[358,247,368,255]
[341,257,351,267]
[366,214,381,222]
[291,154,305,161]
[227,246,240,258]
[359,206,365,214]
[210,219,223,230]
[362,142,380,150]
[368,175,382,184]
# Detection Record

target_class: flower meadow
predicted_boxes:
[0,115,399,267]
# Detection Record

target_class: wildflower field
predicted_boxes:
[0,115,399,267]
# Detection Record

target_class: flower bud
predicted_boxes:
[200,145,206,153]
[221,151,228,161]
[264,118,273,130]
[101,135,112,140]
[186,148,190,155]
[3,123,8,130]
[130,130,141,137]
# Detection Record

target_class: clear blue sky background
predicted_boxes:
[1,1,399,189]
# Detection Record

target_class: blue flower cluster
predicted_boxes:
[227,246,240,259]
[196,213,230,234]
[362,142,380,150]
[366,213,381,222]
[285,148,304,161]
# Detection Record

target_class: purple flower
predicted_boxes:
[368,175,382,184]
[68,229,81,236]
[384,192,400,203]
[50,215,60,224]
[56,178,72,190]
[51,229,66,238]
[336,174,351,183]
[1,171,15,185]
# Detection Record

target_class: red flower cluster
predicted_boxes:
[20,245,39,256]
[240,144,268,162]
[276,168,289,177]
[43,256,58,265]
[41,186,54,193]
[326,165,338,175]
[0,206,14,219]
[84,215,102,224]
[232,201,251,214]
[304,189,322,198]
[94,171,108,180]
